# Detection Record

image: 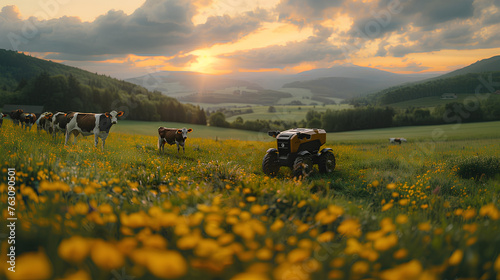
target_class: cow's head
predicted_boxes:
[11,109,23,117]
[105,111,124,124]
[176,128,193,140]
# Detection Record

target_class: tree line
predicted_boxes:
[207,95,500,133]
[1,72,206,125]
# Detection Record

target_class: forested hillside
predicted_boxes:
[0,49,206,124]
[376,72,500,105]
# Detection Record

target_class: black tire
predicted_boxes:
[262,152,280,176]
[293,155,313,178]
[318,151,336,174]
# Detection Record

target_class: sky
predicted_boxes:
[1,0,500,79]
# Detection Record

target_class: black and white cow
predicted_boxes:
[36,112,53,134]
[0,113,7,128]
[389,138,407,144]
[9,109,23,126]
[158,127,193,153]
[20,113,37,131]
[65,111,124,149]
[52,112,73,140]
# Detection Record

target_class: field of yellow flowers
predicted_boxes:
[1,120,500,280]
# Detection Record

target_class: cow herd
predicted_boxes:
[1,109,194,152]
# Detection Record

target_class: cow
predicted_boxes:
[0,113,7,128]
[9,109,23,126]
[389,138,407,144]
[36,112,53,134]
[158,127,193,153]
[65,111,124,149]
[20,113,37,131]
[52,112,73,140]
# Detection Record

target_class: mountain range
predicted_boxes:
[126,64,442,102]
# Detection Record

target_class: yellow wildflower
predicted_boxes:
[337,219,361,237]
[7,250,52,280]
[448,249,463,266]
[58,236,90,263]
[287,248,311,263]
[380,260,423,280]
[90,240,124,270]
[230,272,270,280]
[374,234,398,251]
[480,204,500,220]
[351,261,369,274]
[147,250,187,279]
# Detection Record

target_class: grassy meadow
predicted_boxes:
[1,119,500,280]
[225,104,352,123]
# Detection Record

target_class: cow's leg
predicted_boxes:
[101,135,108,150]
[176,142,180,153]
[64,130,69,145]
[72,131,79,144]
[158,136,162,153]
[94,134,99,148]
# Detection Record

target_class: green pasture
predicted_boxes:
[225,104,352,122]
[115,119,500,144]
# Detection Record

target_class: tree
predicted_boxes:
[268,106,276,113]
[209,112,229,127]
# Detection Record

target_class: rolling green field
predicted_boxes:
[225,104,352,123]
[114,119,500,143]
[1,120,500,280]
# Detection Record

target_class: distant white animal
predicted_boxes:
[389,138,407,144]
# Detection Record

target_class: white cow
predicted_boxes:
[389,138,407,144]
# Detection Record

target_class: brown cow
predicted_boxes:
[20,113,37,131]
[9,109,23,126]
[158,127,193,153]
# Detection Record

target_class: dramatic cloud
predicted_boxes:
[0,0,266,57]
[1,0,500,75]
[220,25,342,69]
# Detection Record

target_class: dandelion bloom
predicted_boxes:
[337,219,362,237]
[270,219,284,232]
[58,236,90,263]
[448,249,463,266]
[317,231,335,243]
[230,272,270,280]
[287,248,311,263]
[479,204,500,220]
[147,250,188,279]
[7,251,52,280]
[90,240,124,270]
[418,222,431,231]
[351,261,369,274]
[374,234,398,251]
[382,203,393,212]
[380,260,423,280]
[396,214,408,224]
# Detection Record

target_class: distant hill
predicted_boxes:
[438,55,500,79]
[281,64,440,100]
[0,48,142,93]
[0,49,206,124]
[372,55,500,105]
[126,64,439,104]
